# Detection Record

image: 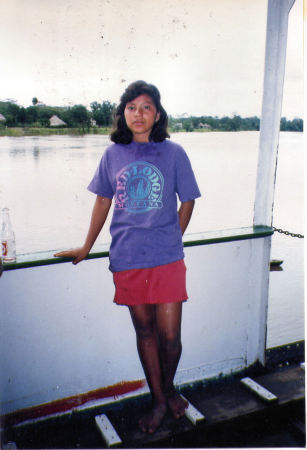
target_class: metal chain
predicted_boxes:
[273,227,304,239]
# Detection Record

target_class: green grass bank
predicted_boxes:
[0,127,111,137]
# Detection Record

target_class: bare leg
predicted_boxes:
[156,302,188,418]
[129,304,167,433]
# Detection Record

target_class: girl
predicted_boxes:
[55,81,201,434]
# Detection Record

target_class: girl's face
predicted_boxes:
[124,94,160,142]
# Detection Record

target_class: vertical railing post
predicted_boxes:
[254,0,295,226]
[250,0,295,365]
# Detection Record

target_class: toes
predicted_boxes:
[167,392,188,419]
[138,404,167,434]
[138,419,157,434]
[138,421,146,433]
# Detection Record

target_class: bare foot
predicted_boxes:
[139,402,167,433]
[166,390,188,419]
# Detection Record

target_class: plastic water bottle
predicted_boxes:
[1,208,16,263]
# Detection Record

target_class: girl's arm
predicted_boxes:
[178,200,195,235]
[54,195,112,265]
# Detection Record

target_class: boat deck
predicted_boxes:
[1,345,305,449]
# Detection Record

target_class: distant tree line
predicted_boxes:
[279,117,303,132]
[0,99,303,132]
[0,99,116,128]
[168,115,303,132]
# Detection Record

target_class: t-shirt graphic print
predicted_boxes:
[115,161,164,214]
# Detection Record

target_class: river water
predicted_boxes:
[0,132,304,348]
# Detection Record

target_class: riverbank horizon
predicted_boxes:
[0,126,302,137]
[0,127,218,137]
[0,126,111,137]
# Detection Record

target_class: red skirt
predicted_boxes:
[113,259,188,306]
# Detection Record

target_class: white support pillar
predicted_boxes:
[253,0,295,364]
[254,0,295,226]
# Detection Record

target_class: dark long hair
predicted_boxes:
[110,80,170,144]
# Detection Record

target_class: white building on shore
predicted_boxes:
[49,115,67,127]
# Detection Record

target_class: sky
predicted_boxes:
[0,0,303,118]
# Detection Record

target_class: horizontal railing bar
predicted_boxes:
[2,226,273,271]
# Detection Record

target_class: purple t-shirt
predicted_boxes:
[88,139,201,272]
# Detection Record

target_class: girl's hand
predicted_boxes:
[54,247,89,265]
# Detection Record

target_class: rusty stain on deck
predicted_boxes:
[3,379,146,427]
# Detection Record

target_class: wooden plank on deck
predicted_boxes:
[240,377,278,402]
[95,414,122,448]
